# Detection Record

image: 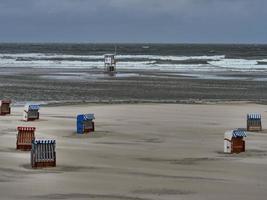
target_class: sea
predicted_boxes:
[1,43,267,72]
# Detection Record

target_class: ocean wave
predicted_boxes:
[117,54,226,61]
[0,53,225,61]
[0,53,267,72]
[0,53,103,60]
[208,59,267,70]
[0,57,214,71]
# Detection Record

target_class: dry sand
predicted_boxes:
[0,103,267,200]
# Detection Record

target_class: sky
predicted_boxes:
[0,0,266,43]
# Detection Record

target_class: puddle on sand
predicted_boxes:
[40,72,140,80]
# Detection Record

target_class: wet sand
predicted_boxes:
[1,68,267,104]
[0,103,267,200]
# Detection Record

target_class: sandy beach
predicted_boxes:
[0,103,267,200]
[1,1,267,199]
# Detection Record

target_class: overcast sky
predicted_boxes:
[0,0,266,43]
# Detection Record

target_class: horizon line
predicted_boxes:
[0,41,267,45]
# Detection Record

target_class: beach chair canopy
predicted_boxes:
[17,126,36,131]
[225,129,247,140]
[25,104,40,111]
[247,113,261,120]
[33,139,56,145]
[0,99,11,105]
[77,114,95,121]
[232,129,247,138]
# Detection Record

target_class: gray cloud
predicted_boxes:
[0,0,266,43]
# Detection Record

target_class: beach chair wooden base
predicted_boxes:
[84,127,95,134]
[16,144,32,151]
[247,126,262,132]
[24,112,39,121]
[32,161,56,169]
[232,138,245,154]
[0,110,11,116]
[24,117,39,122]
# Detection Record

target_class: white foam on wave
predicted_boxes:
[0,53,225,61]
[0,53,103,60]
[0,58,154,69]
[1,53,267,72]
[208,59,267,70]
[117,55,225,61]
[0,58,101,68]
[0,57,213,71]
[0,53,225,72]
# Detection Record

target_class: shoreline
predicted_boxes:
[1,68,267,105]
[10,99,266,108]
